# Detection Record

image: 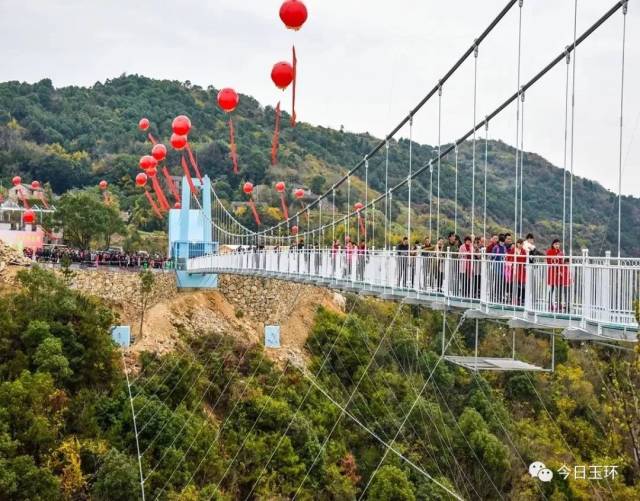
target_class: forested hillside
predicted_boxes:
[1,267,639,499]
[0,75,638,254]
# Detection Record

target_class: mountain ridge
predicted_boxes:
[0,74,638,254]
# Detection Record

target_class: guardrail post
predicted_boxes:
[581,248,590,329]
[443,247,451,302]
[604,250,612,325]
[480,248,488,308]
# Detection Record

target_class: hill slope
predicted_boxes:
[0,75,638,254]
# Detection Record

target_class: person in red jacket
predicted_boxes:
[507,238,528,305]
[546,239,569,311]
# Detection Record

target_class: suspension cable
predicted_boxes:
[519,90,526,236]
[562,47,571,254]
[617,1,628,257]
[429,160,434,241]
[483,117,489,241]
[437,83,443,241]
[471,41,479,238]
[454,145,459,236]
[384,141,390,249]
[407,115,414,244]
[514,0,524,240]
[569,0,578,256]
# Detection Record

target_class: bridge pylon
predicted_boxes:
[168,175,218,289]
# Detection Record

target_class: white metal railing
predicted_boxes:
[186,247,640,334]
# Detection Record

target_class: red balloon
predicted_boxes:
[294,188,304,199]
[275,181,286,193]
[172,115,192,136]
[22,209,36,225]
[291,225,299,235]
[140,155,158,170]
[354,202,364,211]
[174,202,181,209]
[99,180,108,190]
[135,173,148,187]
[139,118,150,131]
[147,166,158,177]
[271,62,294,90]
[170,133,188,150]
[217,88,239,113]
[243,182,254,195]
[30,180,40,190]
[12,176,21,186]
[279,0,308,30]
[151,143,167,161]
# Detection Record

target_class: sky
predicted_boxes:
[1,0,639,196]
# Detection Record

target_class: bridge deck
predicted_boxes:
[184,249,639,342]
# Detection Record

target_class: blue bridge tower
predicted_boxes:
[168,175,218,289]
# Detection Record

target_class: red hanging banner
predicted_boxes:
[229,118,239,174]
[247,199,261,226]
[181,155,198,195]
[358,214,366,235]
[162,166,181,204]
[151,176,170,211]
[291,45,297,127]
[271,101,281,166]
[186,143,203,182]
[279,192,289,220]
[144,190,163,219]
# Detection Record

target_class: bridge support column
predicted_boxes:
[168,175,218,290]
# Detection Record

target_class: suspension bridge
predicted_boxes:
[118,1,640,499]
[166,0,637,369]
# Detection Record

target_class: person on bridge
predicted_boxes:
[485,234,499,254]
[546,239,569,312]
[507,238,528,305]
[356,241,367,281]
[397,237,410,288]
[331,239,340,277]
[459,236,474,298]
[447,232,460,252]
[344,236,354,279]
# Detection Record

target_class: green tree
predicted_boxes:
[92,449,141,501]
[367,465,416,501]
[54,190,124,250]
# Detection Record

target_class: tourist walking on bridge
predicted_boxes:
[397,237,410,288]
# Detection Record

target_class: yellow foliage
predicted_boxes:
[45,143,89,162]
[48,437,86,500]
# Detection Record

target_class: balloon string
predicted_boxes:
[229,118,239,174]
[271,101,281,165]
[162,166,181,204]
[186,143,203,182]
[248,198,261,226]
[151,175,170,211]
[291,45,297,127]
[280,192,289,220]
[144,190,163,219]
[181,155,198,195]
[147,133,158,145]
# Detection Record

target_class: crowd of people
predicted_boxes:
[279,231,572,310]
[28,246,168,270]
